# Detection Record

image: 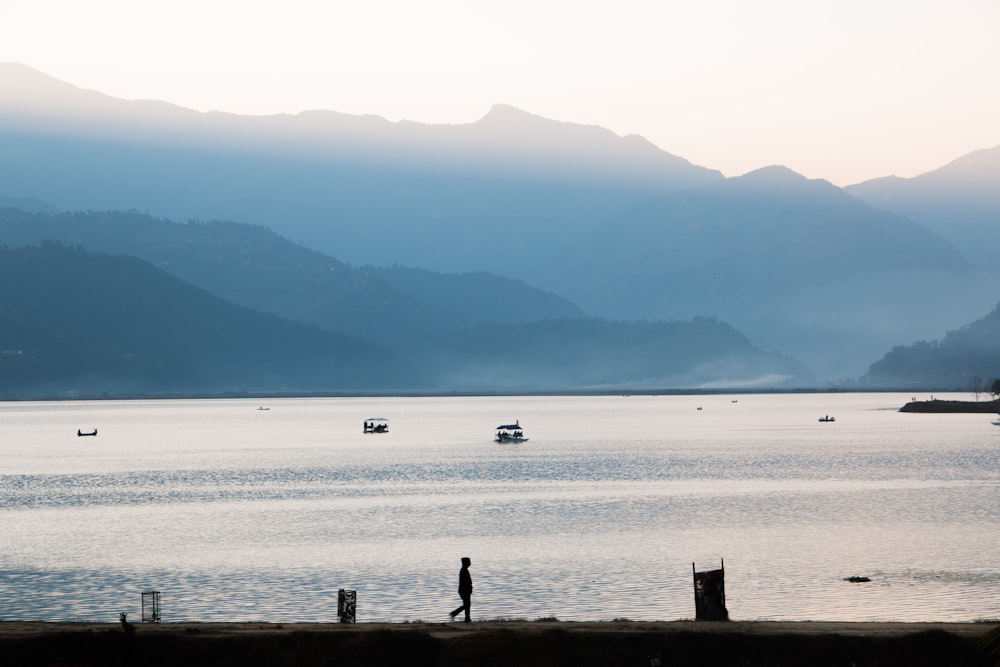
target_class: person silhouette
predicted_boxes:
[449,556,473,622]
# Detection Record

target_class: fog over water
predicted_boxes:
[1,393,997,623]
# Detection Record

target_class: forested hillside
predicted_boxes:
[864,303,1000,389]
[8,64,996,382]
[0,208,583,353]
[0,243,413,397]
[0,210,814,394]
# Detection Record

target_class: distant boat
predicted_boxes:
[818,415,835,422]
[257,406,270,411]
[77,428,97,437]
[495,421,528,443]
[364,417,389,433]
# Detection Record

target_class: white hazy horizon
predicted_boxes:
[2,0,998,186]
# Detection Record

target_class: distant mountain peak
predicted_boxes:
[921,143,1000,187]
[474,102,604,138]
[1,64,723,189]
[480,103,539,123]
[723,165,843,198]
[0,61,62,85]
[476,102,606,131]
[735,165,809,184]
[467,103,723,185]
[724,165,843,198]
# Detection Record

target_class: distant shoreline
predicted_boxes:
[1,620,995,666]
[899,398,1000,413]
[0,387,933,402]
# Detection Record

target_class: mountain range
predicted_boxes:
[0,241,412,396]
[864,302,1000,389]
[0,210,811,396]
[845,145,1000,269]
[1,62,998,391]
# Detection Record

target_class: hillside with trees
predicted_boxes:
[0,210,814,394]
[864,303,1000,389]
[4,64,996,381]
[0,243,413,397]
[0,208,584,354]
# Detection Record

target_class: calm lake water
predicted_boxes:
[1,393,998,624]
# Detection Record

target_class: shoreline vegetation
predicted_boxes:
[1,620,997,666]
[0,388,984,403]
[899,398,1000,413]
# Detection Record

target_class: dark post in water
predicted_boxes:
[338,589,356,623]
[693,559,729,621]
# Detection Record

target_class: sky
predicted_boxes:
[2,0,998,186]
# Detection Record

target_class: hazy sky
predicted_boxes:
[2,0,997,185]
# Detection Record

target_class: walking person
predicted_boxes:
[449,556,473,622]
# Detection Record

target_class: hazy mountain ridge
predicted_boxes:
[549,165,985,379]
[0,243,414,397]
[370,265,587,332]
[864,302,1000,389]
[2,63,998,384]
[0,62,721,275]
[579,165,968,291]
[0,194,57,214]
[0,208,583,351]
[845,144,1000,268]
[1,209,812,393]
[431,317,809,389]
[0,63,722,186]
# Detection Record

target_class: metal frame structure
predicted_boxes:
[141,591,161,623]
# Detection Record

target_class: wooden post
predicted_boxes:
[693,559,729,621]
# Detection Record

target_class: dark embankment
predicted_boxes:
[1,621,996,666]
[900,398,1000,413]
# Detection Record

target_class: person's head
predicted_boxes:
[461,557,471,567]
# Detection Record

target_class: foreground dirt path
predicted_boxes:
[2,619,995,666]
[0,619,990,637]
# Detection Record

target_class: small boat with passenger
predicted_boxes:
[363,417,389,433]
[495,421,528,443]
[818,415,835,422]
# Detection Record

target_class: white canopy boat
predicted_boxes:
[495,421,528,443]
[363,417,389,433]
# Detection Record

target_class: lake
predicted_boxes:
[1,392,997,623]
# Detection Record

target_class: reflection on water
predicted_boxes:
[1,393,998,623]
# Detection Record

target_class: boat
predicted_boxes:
[77,428,98,437]
[257,406,270,411]
[363,417,389,433]
[818,415,835,422]
[495,421,528,443]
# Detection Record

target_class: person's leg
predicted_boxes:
[462,594,471,622]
